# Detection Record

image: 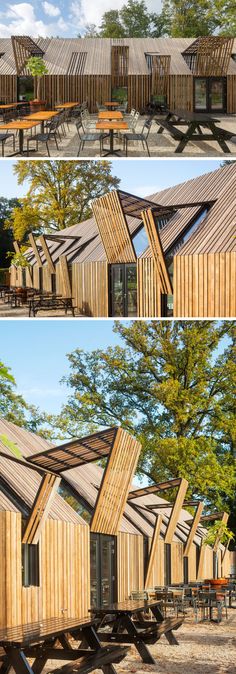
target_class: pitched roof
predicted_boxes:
[0,37,236,76]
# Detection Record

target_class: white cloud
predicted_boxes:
[70,0,162,29]
[0,2,67,37]
[42,1,60,17]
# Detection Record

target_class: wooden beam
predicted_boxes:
[141,208,172,294]
[144,515,162,588]
[22,473,61,544]
[197,543,205,580]
[164,478,188,544]
[90,428,141,535]
[213,512,229,552]
[184,502,204,556]
[13,241,20,254]
[60,255,72,298]
[39,235,55,273]
[29,233,43,267]
[92,191,136,263]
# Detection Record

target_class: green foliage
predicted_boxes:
[5,161,120,242]
[0,434,22,458]
[159,0,235,36]
[54,321,236,533]
[0,197,19,267]
[97,0,163,37]
[7,249,30,268]
[26,56,48,100]
[203,521,234,548]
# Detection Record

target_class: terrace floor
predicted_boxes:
[45,608,236,674]
[2,114,236,158]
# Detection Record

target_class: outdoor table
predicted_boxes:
[26,111,59,133]
[0,104,17,110]
[96,120,128,156]
[98,111,123,120]
[156,109,232,153]
[0,120,39,155]
[91,599,182,664]
[55,102,80,109]
[103,102,119,109]
[0,616,128,674]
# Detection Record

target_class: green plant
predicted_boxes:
[26,56,48,100]
[0,433,22,458]
[203,520,234,549]
[7,249,30,268]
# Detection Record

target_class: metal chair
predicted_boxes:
[123,118,152,156]
[26,118,60,156]
[0,132,15,156]
[76,120,104,156]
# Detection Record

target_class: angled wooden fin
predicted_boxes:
[90,428,141,535]
[13,241,20,254]
[29,233,43,267]
[144,515,162,588]
[60,255,72,297]
[164,478,188,544]
[184,502,204,556]
[141,209,172,294]
[39,235,55,273]
[22,474,61,544]
[92,191,136,263]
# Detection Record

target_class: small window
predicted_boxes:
[51,273,56,293]
[132,226,149,256]
[58,482,92,523]
[39,267,43,291]
[22,543,40,587]
[22,268,26,288]
[165,206,210,282]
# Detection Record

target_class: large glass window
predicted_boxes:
[90,533,117,608]
[58,481,92,523]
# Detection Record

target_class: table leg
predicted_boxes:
[121,615,156,664]
[175,122,195,153]
[19,129,24,155]
[150,604,179,645]
[81,625,116,674]
[208,122,230,153]
[5,648,34,674]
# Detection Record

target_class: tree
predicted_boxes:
[159,0,235,36]
[26,56,48,101]
[55,321,236,532]
[0,360,29,426]
[0,198,19,267]
[120,0,156,36]
[99,11,125,37]
[83,24,99,37]
[5,161,120,242]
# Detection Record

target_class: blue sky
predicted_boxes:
[0,1,163,37]
[0,159,222,200]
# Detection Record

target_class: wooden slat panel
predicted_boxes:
[171,542,183,583]
[72,261,108,316]
[39,235,55,273]
[22,474,61,544]
[174,252,236,317]
[144,515,162,588]
[117,532,144,601]
[141,209,172,294]
[59,255,72,298]
[92,191,136,263]
[29,234,43,267]
[137,258,161,317]
[164,478,188,544]
[184,502,204,556]
[90,428,141,535]
[0,511,22,628]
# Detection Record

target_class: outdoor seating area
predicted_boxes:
[0,285,75,317]
[0,101,235,157]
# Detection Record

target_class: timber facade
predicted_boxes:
[0,36,236,113]
[11,163,236,318]
[0,418,234,628]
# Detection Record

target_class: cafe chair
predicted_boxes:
[123,118,153,156]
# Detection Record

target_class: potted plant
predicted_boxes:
[26,56,48,112]
[203,519,234,586]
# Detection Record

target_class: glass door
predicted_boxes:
[194,78,207,111]
[90,534,117,608]
[194,78,226,112]
[109,264,137,317]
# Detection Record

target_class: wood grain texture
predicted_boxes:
[29,234,43,267]
[90,428,141,535]
[59,255,72,298]
[22,474,61,545]
[184,502,204,556]
[141,208,172,294]
[137,257,161,317]
[174,252,236,317]
[39,235,55,274]
[72,261,109,316]
[92,191,136,263]
[144,515,162,588]
[164,478,188,544]
[117,532,144,601]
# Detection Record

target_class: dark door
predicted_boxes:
[90,533,117,608]
[109,264,137,317]
[194,78,226,113]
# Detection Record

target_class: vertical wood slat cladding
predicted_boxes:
[165,479,188,544]
[137,258,161,318]
[117,533,144,601]
[197,544,214,580]
[174,252,236,317]
[141,209,172,294]
[188,544,197,581]
[59,255,72,298]
[184,502,203,556]
[72,261,109,316]
[146,537,165,587]
[0,511,90,628]
[171,542,183,583]
[144,516,162,589]
[150,55,171,96]
[41,75,111,113]
[92,192,136,263]
[168,75,193,112]
[22,475,61,545]
[0,76,17,103]
[227,76,236,113]
[90,428,141,535]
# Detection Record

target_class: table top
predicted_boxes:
[26,111,59,121]
[169,110,220,123]
[91,599,162,615]
[103,102,119,107]
[55,102,79,109]
[0,104,17,109]
[0,617,96,647]
[96,121,128,130]
[98,111,123,120]
[0,120,39,130]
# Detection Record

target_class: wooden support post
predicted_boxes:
[92,191,136,263]
[60,255,72,297]
[197,543,205,580]
[164,478,188,544]
[184,502,204,556]
[39,235,55,273]
[29,234,43,267]
[144,515,162,588]
[141,209,172,294]
[90,428,141,535]
[13,241,20,254]
[22,473,61,544]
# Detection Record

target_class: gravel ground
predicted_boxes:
[44,609,236,674]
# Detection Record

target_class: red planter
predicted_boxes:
[29,100,46,113]
[205,578,228,587]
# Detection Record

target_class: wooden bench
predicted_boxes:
[156,119,185,140]
[48,645,129,674]
[134,617,182,644]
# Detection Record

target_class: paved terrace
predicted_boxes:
[1,114,236,157]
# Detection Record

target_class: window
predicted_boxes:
[164,543,171,585]
[22,268,26,287]
[22,543,40,587]
[132,226,149,256]
[39,267,43,291]
[17,76,34,102]
[51,273,56,293]
[58,481,92,523]
[143,536,149,579]
[165,206,210,283]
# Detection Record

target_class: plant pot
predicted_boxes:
[16,287,27,304]
[205,578,228,587]
[29,100,46,113]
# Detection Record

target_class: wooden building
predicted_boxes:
[0,36,236,113]
[0,418,233,628]
[11,163,236,318]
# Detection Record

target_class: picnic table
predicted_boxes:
[91,599,182,664]
[0,616,129,674]
[28,293,75,317]
[26,111,59,133]
[156,109,232,153]
[0,120,39,155]
[96,121,128,156]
